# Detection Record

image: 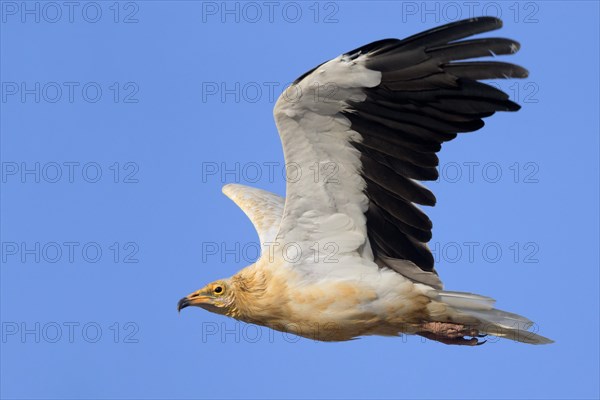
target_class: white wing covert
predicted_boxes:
[222,184,284,255]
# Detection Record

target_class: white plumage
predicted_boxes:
[179,17,552,345]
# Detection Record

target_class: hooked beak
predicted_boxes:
[177,297,190,312]
[177,292,212,313]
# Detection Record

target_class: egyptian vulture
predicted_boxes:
[178,17,552,345]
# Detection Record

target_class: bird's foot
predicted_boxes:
[418,322,486,346]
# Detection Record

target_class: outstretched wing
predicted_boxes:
[273,17,526,273]
[222,184,285,255]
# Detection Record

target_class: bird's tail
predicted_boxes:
[430,290,553,344]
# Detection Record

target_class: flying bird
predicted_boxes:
[178,17,552,345]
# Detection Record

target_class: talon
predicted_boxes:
[476,339,487,346]
[478,334,488,338]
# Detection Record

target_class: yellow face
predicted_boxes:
[177,280,233,315]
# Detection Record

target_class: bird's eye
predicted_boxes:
[214,286,223,294]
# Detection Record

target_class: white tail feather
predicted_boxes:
[437,291,496,310]
[432,290,553,345]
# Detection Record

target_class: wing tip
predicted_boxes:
[475,16,503,26]
[515,64,529,78]
[459,16,503,32]
[222,183,242,198]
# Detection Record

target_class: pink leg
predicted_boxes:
[418,322,486,346]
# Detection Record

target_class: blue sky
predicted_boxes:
[1,1,599,399]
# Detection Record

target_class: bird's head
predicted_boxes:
[178,267,267,320]
[177,279,236,316]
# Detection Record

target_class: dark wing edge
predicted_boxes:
[342,17,527,273]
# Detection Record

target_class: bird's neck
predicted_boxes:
[227,264,291,325]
